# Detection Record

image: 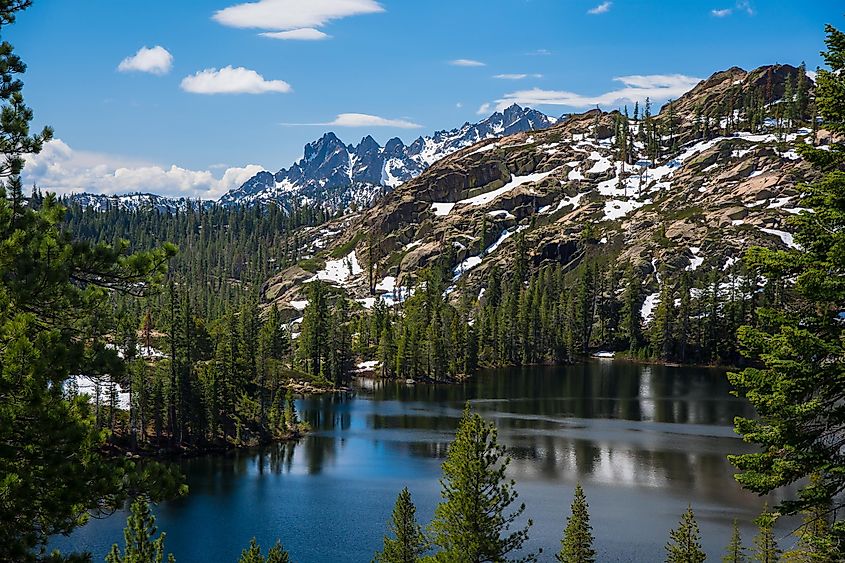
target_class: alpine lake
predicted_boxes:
[54,359,794,562]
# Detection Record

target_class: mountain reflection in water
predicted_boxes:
[54,361,794,563]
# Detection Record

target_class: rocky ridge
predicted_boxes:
[261,64,821,325]
[220,104,556,210]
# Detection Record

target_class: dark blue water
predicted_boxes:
[53,361,795,561]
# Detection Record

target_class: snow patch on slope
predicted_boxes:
[310,251,363,285]
[457,171,553,207]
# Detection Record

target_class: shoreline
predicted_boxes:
[101,425,311,461]
[353,354,740,383]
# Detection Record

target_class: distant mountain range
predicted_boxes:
[218,104,556,210]
[66,104,555,214]
[64,192,209,213]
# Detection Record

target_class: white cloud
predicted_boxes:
[283,113,421,128]
[260,27,330,40]
[527,49,552,56]
[456,102,463,108]
[24,139,263,200]
[494,74,701,110]
[328,113,421,128]
[117,46,173,75]
[213,0,384,39]
[494,73,543,80]
[712,1,754,17]
[587,2,612,15]
[476,103,492,115]
[450,59,486,67]
[180,65,292,94]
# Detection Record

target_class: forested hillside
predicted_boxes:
[60,198,328,316]
[255,63,822,381]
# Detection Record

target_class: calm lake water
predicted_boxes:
[54,360,794,562]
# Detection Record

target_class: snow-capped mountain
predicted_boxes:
[219,104,556,209]
[63,192,210,213]
[260,64,817,319]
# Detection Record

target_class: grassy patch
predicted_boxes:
[383,249,407,271]
[666,206,705,222]
[329,233,363,259]
[297,257,324,273]
[652,227,673,248]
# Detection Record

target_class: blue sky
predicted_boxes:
[12,0,843,199]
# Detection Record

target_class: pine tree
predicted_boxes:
[665,505,706,563]
[374,487,427,563]
[266,542,291,563]
[283,388,298,431]
[426,310,446,383]
[620,264,643,353]
[238,538,290,563]
[729,24,845,548]
[378,321,397,378]
[785,486,838,562]
[556,484,595,563]
[0,3,184,554]
[674,273,692,363]
[723,519,747,563]
[753,508,781,563]
[796,62,809,122]
[239,539,263,563]
[430,404,536,562]
[666,99,678,152]
[649,269,675,360]
[463,322,479,376]
[106,498,176,563]
[298,280,328,376]
[783,74,796,129]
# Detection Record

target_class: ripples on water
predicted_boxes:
[54,360,795,562]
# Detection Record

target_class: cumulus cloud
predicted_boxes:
[117,46,173,75]
[476,103,492,116]
[494,74,701,110]
[711,8,732,16]
[587,2,612,15]
[283,113,422,128]
[260,27,330,40]
[450,59,486,67]
[494,73,543,80]
[24,139,263,200]
[213,0,384,39]
[180,66,292,94]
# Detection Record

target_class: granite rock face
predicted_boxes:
[260,65,820,317]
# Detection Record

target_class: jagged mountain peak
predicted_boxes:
[356,135,381,154]
[383,137,406,156]
[303,132,345,160]
[220,104,556,208]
